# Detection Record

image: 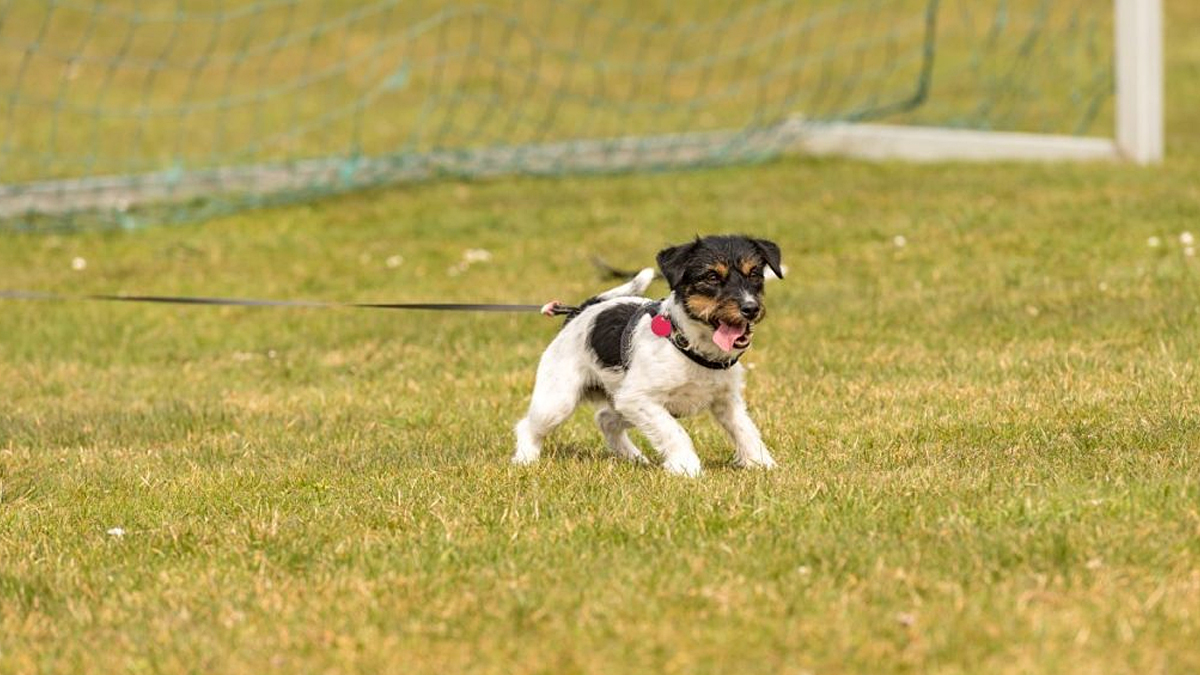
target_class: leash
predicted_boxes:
[0,289,742,368]
[0,289,581,316]
[0,257,646,317]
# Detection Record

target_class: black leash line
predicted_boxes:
[0,289,578,315]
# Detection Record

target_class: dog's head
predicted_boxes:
[656,235,783,352]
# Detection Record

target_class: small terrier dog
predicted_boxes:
[512,235,782,476]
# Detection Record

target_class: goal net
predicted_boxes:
[0,0,1142,231]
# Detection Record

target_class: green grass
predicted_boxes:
[4,2,1200,673]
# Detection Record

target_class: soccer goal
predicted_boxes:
[0,0,1164,230]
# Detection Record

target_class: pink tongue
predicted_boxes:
[713,322,746,352]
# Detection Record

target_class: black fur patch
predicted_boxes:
[657,235,780,293]
[588,302,643,369]
[654,235,781,327]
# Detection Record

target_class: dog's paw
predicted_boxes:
[662,453,703,477]
[735,450,777,470]
[510,449,540,466]
[615,449,651,466]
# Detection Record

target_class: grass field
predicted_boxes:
[4,2,1200,674]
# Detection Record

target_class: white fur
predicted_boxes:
[512,269,776,476]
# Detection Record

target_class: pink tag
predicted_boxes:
[651,315,672,338]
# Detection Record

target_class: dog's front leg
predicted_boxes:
[711,392,777,469]
[614,395,702,477]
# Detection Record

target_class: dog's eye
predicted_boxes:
[703,271,722,283]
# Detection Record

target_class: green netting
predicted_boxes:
[0,0,1113,231]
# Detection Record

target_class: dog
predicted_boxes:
[512,235,782,476]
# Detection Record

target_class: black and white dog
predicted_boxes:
[513,235,782,476]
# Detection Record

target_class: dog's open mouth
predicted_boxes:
[712,319,753,352]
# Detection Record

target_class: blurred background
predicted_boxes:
[1,0,1122,230]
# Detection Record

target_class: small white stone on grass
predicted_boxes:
[1147,236,1161,248]
[106,527,125,537]
[449,248,493,275]
[893,235,907,248]
[463,248,493,263]
[1181,231,1195,246]
[71,257,87,271]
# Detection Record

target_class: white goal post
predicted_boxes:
[796,0,1164,165]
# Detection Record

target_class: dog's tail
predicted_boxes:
[592,267,655,301]
[541,267,655,321]
[591,256,643,280]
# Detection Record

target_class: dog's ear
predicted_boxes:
[656,240,697,290]
[753,238,783,279]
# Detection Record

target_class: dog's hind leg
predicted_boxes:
[594,406,649,465]
[512,365,586,465]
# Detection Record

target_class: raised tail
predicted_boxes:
[591,267,655,301]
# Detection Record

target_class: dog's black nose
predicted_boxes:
[739,301,759,320]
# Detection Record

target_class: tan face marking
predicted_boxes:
[685,294,719,320]
[686,257,762,327]
[686,293,751,327]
